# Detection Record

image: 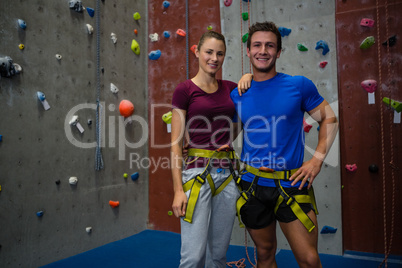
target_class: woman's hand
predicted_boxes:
[237,73,253,96]
[172,190,187,217]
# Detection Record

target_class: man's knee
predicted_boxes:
[298,251,321,268]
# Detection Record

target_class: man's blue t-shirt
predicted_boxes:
[230,73,324,187]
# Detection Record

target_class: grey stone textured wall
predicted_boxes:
[221,0,342,255]
[0,0,148,267]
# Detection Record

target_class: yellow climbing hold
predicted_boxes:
[133,12,141,20]
[162,111,172,124]
[131,39,140,55]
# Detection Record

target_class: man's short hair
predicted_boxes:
[247,21,282,51]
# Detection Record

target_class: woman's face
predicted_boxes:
[196,37,226,76]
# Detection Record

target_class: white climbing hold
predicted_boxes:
[111,33,117,44]
[149,33,159,42]
[69,115,85,133]
[110,83,119,94]
[69,176,78,185]
[86,227,92,233]
[55,54,62,60]
[86,24,93,34]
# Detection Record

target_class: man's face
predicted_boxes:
[247,31,281,74]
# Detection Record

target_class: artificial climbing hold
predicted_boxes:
[111,33,117,44]
[345,164,357,172]
[242,12,249,21]
[119,100,135,117]
[69,177,78,185]
[55,180,61,185]
[37,91,51,111]
[109,200,120,208]
[18,44,25,50]
[320,225,337,234]
[36,211,44,217]
[163,1,170,8]
[133,12,141,21]
[315,40,329,55]
[163,31,171,38]
[69,115,85,133]
[190,45,197,55]
[86,7,95,17]
[148,50,162,60]
[303,118,312,133]
[242,33,249,43]
[131,39,140,55]
[134,29,138,35]
[207,25,213,31]
[168,211,173,216]
[149,33,159,42]
[0,135,2,142]
[360,80,377,93]
[55,54,62,60]
[86,227,92,233]
[131,172,139,181]
[86,24,93,35]
[0,56,21,78]
[319,61,328,68]
[87,119,92,126]
[69,0,83,13]
[110,83,119,94]
[176,29,186,37]
[360,36,375,49]
[18,19,27,29]
[297,43,308,51]
[278,27,291,37]
[368,164,379,173]
[382,97,402,113]
[123,173,128,179]
[162,111,172,132]
[360,18,375,27]
[382,35,397,47]
[224,0,233,6]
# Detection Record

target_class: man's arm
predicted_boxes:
[289,100,339,189]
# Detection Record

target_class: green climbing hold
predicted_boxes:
[383,97,402,113]
[131,39,140,55]
[360,36,375,49]
[133,12,141,21]
[242,12,249,21]
[207,25,213,31]
[297,43,308,51]
[168,211,173,216]
[162,111,172,124]
[242,33,249,43]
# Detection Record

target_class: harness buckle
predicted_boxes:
[286,196,295,206]
[195,175,205,185]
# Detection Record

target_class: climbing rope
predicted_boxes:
[244,228,257,268]
[95,0,104,170]
[375,0,397,266]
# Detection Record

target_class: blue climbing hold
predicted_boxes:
[86,7,95,17]
[320,225,337,234]
[149,50,161,60]
[36,211,44,217]
[278,27,291,37]
[163,31,171,38]
[315,40,330,55]
[242,0,251,2]
[163,1,170,8]
[18,19,27,29]
[37,91,46,101]
[131,172,139,181]
[0,135,2,142]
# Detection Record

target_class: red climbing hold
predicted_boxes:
[345,164,357,172]
[190,44,197,54]
[119,100,134,117]
[176,29,186,37]
[224,0,233,7]
[109,200,120,208]
[361,80,377,93]
[319,61,328,68]
[360,18,375,27]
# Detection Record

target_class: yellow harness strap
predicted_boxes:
[183,147,238,224]
[236,165,318,232]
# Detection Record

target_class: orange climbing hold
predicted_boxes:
[176,29,186,37]
[190,44,197,54]
[109,200,120,208]
[119,100,134,117]
[134,29,138,35]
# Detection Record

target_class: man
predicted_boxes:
[230,21,338,268]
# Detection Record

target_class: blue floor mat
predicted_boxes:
[42,230,402,268]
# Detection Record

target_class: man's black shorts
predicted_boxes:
[240,180,313,229]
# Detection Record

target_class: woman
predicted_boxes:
[171,31,252,267]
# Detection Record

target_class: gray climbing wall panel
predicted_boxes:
[221,1,342,255]
[0,0,148,267]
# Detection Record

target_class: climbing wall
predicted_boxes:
[222,1,342,255]
[0,0,148,266]
[147,0,223,232]
[336,0,402,255]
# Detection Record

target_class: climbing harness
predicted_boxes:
[375,0,398,267]
[182,145,239,223]
[95,0,104,170]
[236,165,318,232]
